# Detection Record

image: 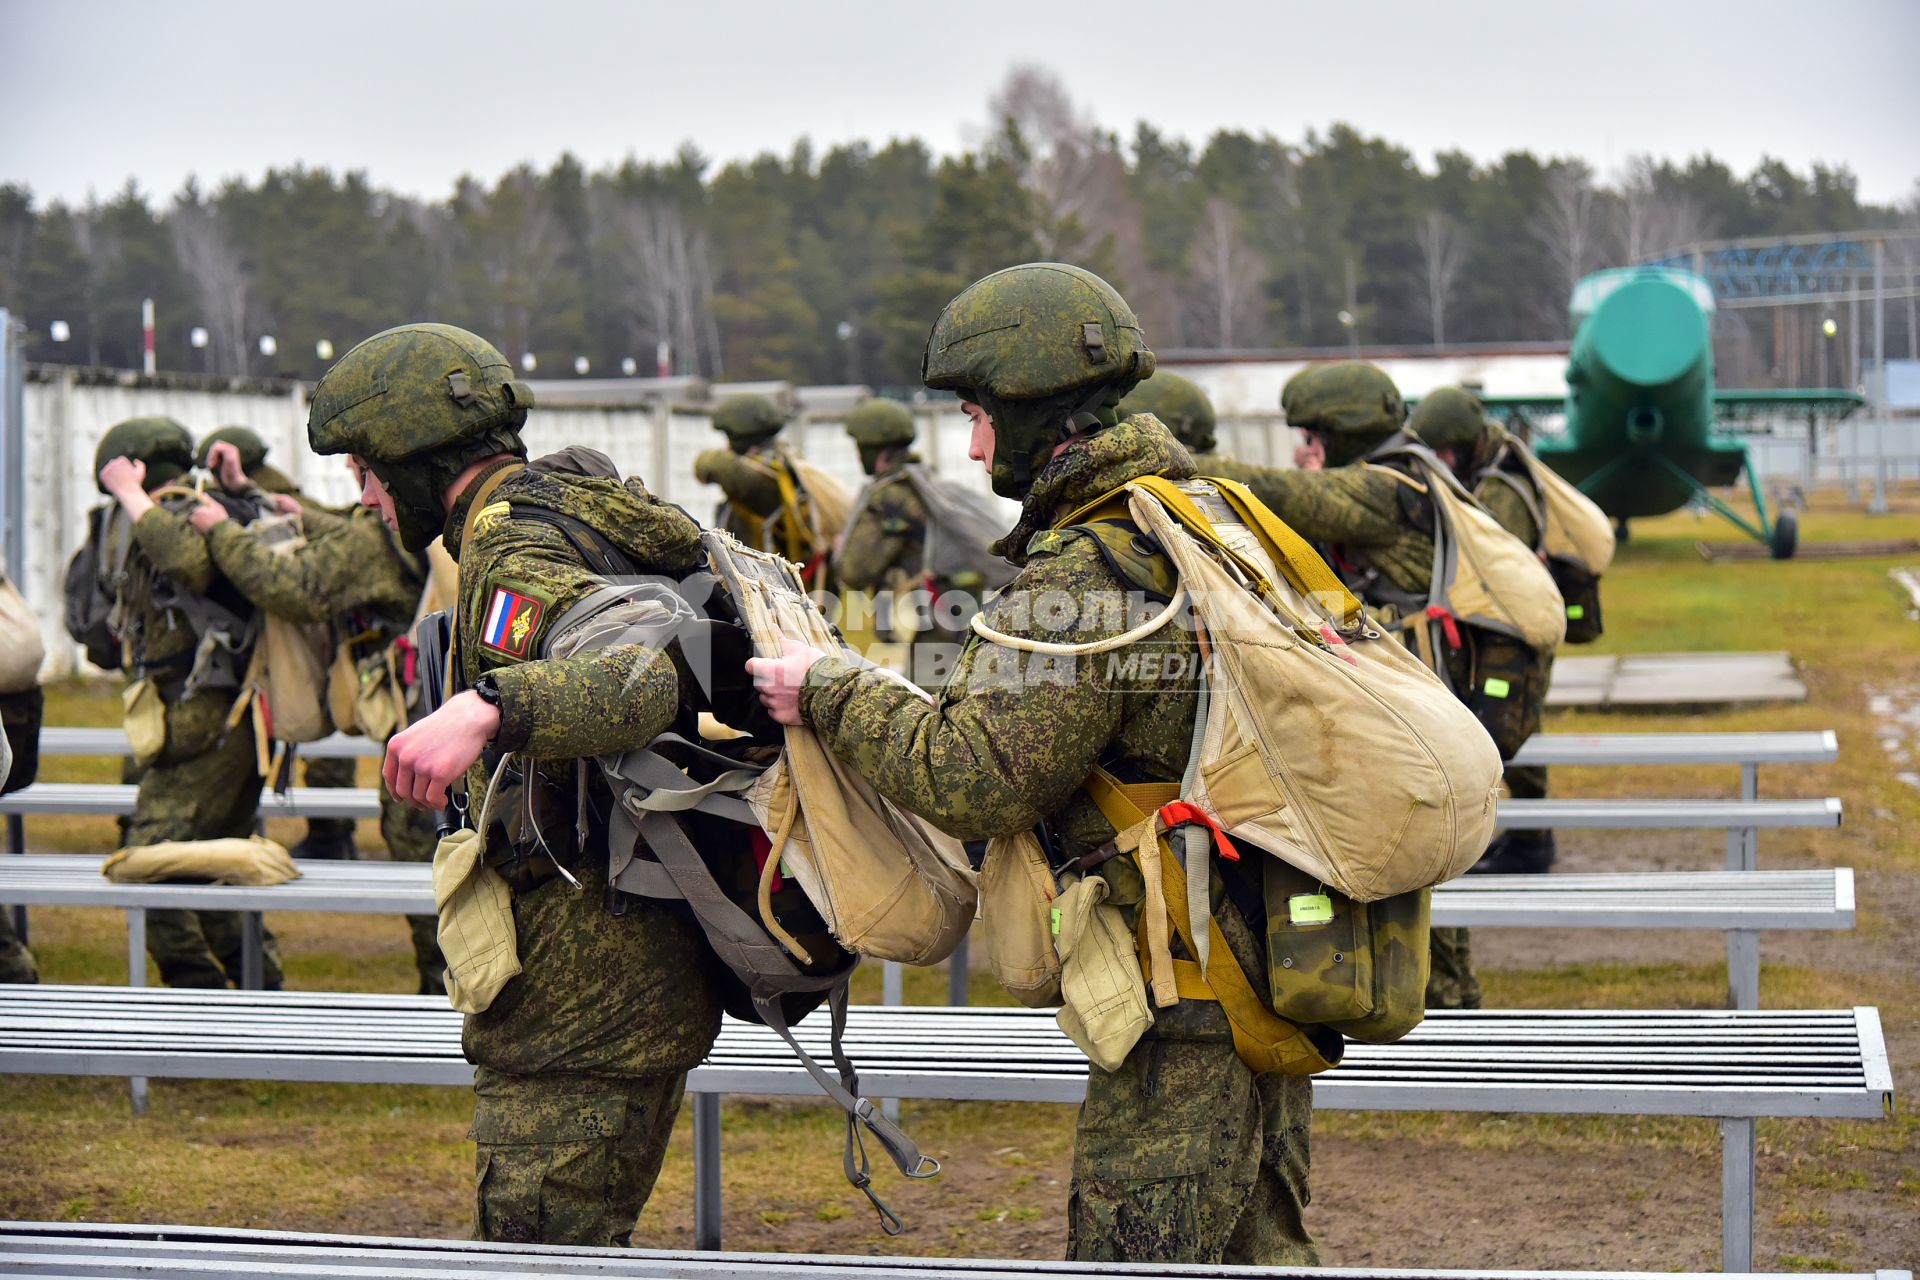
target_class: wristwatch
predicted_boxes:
[471,674,505,712]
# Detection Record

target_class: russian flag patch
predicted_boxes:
[479,587,544,659]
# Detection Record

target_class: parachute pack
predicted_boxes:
[973,474,1502,1076]
[224,513,336,784]
[1365,443,1568,679]
[1480,432,1615,643]
[843,463,1020,594]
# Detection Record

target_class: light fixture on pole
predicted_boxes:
[520,352,537,373]
[1337,309,1359,356]
[49,320,71,343]
[573,356,590,376]
[258,335,278,358]
[621,357,638,376]
[315,338,334,361]
[189,327,209,349]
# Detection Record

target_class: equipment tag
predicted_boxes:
[1050,907,1062,935]
[1566,604,1586,620]
[1483,676,1511,698]
[1288,893,1334,925]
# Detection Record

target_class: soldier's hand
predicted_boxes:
[384,690,500,809]
[747,635,828,726]
[271,494,303,517]
[207,441,249,492]
[98,456,147,498]
[187,495,230,532]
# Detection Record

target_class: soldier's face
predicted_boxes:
[348,456,399,530]
[962,401,995,473]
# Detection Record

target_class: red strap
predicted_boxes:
[801,551,828,588]
[1317,623,1359,666]
[1157,801,1240,862]
[396,635,418,687]
[1426,604,1463,649]
[749,826,782,892]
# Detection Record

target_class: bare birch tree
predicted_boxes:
[1415,208,1468,346]
[1186,198,1266,349]
[593,188,717,375]
[1616,156,1714,262]
[1533,162,1604,299]
[170,200,253,374]
[982,64,1137,265]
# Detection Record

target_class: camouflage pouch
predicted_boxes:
[978,831,1062,1008]
[353,648,409,744]
[1263,858,1429,1044]
[121,677,167,766]
[325,642,360,734]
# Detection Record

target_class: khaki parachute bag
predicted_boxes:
[505,489,972,1232]
[977,475,1502,1074]
[842,464,1020,593]
[1483,430,1614,643]
[1367,443,1567,675]
[226,514,334,779]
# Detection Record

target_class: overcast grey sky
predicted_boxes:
[4,0,1916,210]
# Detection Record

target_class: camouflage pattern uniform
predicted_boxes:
[801,417,1317,1265]
[306,324,725,1247]
[0,724,32,983]
[207,503,445,991]
[197,425,357,857]
[448,461,726,1248]
[120,500,281,989]
[692,395,812,555]
[1411,388,1558,875]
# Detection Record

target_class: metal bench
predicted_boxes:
[0,857,1855,1011]
[0,1222,1910,1280]
[0,986,1891,1270]
[0,782,380,820]
[36,727,382,759]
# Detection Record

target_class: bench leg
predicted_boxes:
[1722,1116,1755,1271]
[880,962,905,1121]
[693,1092,722,1251]
[127,909,149,1118]
[7,814,25,944]
[947,933,970,1007]
[1726,765,1759,872]
[1728,930,1760,1009]
[240,912,264,990]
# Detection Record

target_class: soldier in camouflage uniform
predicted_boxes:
[1412,386,1557,874]
[751,264,1318,1266]
[190,451,447,993]
[95,418,283,989]
[834,398,974,688]
[307,322,725,1247]
[694,395,801,543]
[196,427,360,861]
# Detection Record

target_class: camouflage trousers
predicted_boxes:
[1429,638,1553,1010]
[470,1067,686,1247]
[127,692,280,989]
[0,907,36,984]
[1426,927,1481,1010]
[379,778,445,995]
[1067,1032,1317,1265]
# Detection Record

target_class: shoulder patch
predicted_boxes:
[478,585,546,659]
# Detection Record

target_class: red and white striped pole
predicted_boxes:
[140,298,156,375]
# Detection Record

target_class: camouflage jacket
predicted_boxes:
[694,443,787,545]
[207,504,420,636]
[1210,448,1436,602]
[801,416,1270,1037]
[1470,457,1544,550]
[122,502,258,696]
[441,457,723,1077]
[834,452,927,591]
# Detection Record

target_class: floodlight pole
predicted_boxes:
[0,309,23,585]
[1870,238,1887,515]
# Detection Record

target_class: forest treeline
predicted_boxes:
[1,68,1910,390]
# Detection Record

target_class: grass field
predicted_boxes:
[2,486,1918,1267]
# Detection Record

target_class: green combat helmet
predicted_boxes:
[307,323,534,551]
[1281,361,1407,467]
[922,262,1155,499]
[1120,370,1216,454]
[844,399,916,475]
[1409,385,1498,473]
[94,416,194,494]
[194,426,269,474]
[712,394,788,453]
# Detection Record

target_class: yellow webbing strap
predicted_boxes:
[1081,767,1338,1078]
[459,463,525,556]
[771,462,813,565]
[1059,477,1364,630]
